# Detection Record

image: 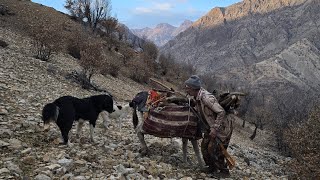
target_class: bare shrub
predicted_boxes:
[157,53,193,85]
[284,106,320,179]
[178,61,196,81]
[64,0,112,32]
[67,40,81,59]
[106,62,120,77]
[99,17,118,37]
[127,57,151,83]
[65,70,106,92]
[158,54,174,76]
[66,33,88,59]
[142,40,158,61]
[101,53,121,77]
[79,42,104,82]
[119,45,136,64]
[116,25,127,41]
[165,60,195,86]
[31,25,62,61]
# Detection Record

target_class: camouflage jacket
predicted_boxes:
[195,88,233,141]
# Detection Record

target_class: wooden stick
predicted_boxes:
[149,78,186,97]
[149,78,174,91]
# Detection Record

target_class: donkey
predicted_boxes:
[129,91,204,167]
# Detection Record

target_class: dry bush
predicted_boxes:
[158,53,194,85]
[65,0,112,32]
[164,61,195,86]
[126,57,152,83]
[79,42,104,82]
[66,32,89,59]
[31,25,62,61]
[99,17,118,37]
[100,52,121,77]
[116,25,127,41]
[67,41,81,59]
[284,105,320,179]
[158,54,174,76]
[119,45,136,64]
[142,40,158,61]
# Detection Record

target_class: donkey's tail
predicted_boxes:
[129,101,139,129]
[132,105,139,129]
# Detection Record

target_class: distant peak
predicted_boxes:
[156,23,175,28]
[180,20,193,26]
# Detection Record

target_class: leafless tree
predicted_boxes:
[142,39,158,61]
[100,16,118,37]
[31,25,62,61]
[284,105,320,179]
[116,25,127,41]
[65,0,112,31]
[79,42,103,82]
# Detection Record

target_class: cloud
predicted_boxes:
[127,9,200,29]
[134,7,153,13]
[133,2,174,15]
[154,3,173,11]
[174,0,188,3]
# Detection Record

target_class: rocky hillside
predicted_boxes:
[132,20,193,47]
[161,0,317,72]
[0,22,293,179]
[161,0,320,124]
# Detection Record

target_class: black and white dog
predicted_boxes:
[42,94,114,144]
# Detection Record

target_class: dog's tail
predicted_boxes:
[130,102,139,129]
[42,103,59,123]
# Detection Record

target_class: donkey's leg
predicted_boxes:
[136,112,148,155]
[137,131,148,155]
[182,138,188,163]
[191,139,204,167]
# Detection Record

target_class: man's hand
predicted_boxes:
[209,128,217,139]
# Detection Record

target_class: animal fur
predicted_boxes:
[130,91,204,167]
[42,94,114,144]
[101,104,131,129]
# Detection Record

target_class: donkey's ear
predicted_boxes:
[117,105,123,110]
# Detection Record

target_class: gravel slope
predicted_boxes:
[0,27,291,179]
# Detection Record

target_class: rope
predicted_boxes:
[182,98,192,136]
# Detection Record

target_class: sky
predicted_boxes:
[32,0,242,29]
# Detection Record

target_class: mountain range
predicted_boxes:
[160,0,320,125]
[131,20,193,47]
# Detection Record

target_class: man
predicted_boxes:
[184,75,233,177]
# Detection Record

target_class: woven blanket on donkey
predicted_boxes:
[142,105,201,139]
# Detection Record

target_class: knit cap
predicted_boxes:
[185,75,201,89]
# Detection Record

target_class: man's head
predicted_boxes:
[184,75,201,96]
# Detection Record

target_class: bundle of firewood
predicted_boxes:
[218,92,246,111]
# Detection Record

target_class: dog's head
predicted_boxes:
[42,103,59,131]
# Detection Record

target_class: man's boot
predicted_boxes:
[200,166,217,173]
[218,168,231,178]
